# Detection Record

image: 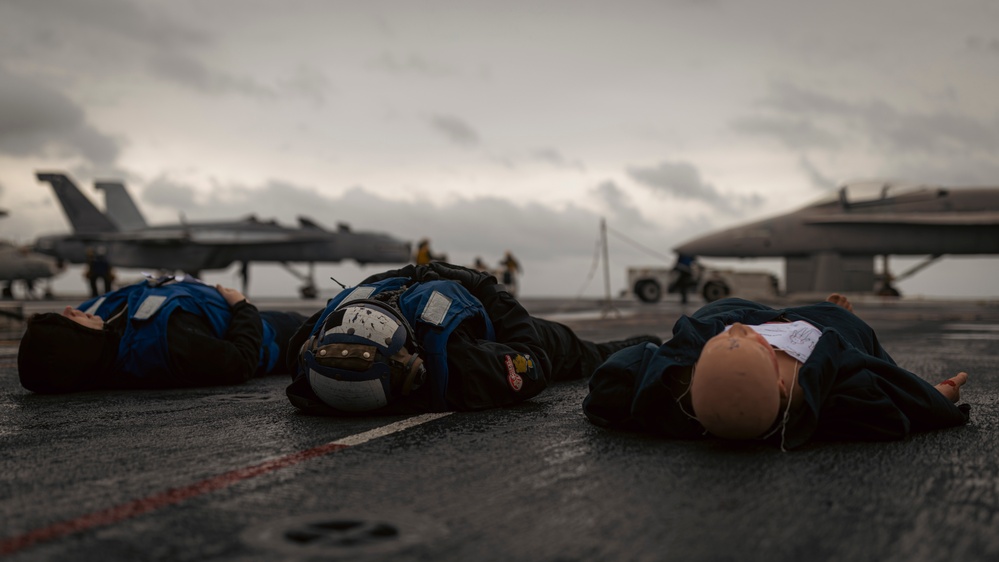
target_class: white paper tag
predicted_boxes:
[725,320,822,363]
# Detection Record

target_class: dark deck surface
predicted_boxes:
[3,295,999,561]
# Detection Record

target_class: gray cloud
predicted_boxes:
[860,103,999,155]
[1,1,272,100]
[591,180,648,228]
[966,35,999,54]
[429,114,481,147]
[0,67,121,165]
[147,51,274,98]
[875,152,999,187]
[740,81,999,157]
[798,156,838,190]
[279,64,333,107]
[627,159,764,215]
[731,116,841,149]
[141,175,199,210]
[370,52,459,78]
[1,0,208,55]
[627,160,723,202]
[531,148,585,171]
[759,82,853,115]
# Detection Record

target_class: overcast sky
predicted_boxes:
[2,0,998,299]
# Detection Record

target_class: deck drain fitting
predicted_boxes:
[242,511,447,558]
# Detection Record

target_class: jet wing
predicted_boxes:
[805,212,999,226]
[103,229,327,245]
[186,230,325,244]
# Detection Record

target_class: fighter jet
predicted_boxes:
[673,180,999,296]
[32,172,412,297]
[0,210,62,300]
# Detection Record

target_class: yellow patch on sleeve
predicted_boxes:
[513,354,534,374]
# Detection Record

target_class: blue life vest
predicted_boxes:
[310,277,495,410]
[78,279,279,381]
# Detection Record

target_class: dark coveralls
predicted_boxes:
[87,253,113,297]
[583,298,970,449]
[286,274,612,415]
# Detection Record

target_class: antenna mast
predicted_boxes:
[600,217,619,317]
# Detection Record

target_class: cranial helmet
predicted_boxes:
[18,313,113,393]
[301,299,426,412]
[690,332,782,439]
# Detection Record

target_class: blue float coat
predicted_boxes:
[79,279,279,382]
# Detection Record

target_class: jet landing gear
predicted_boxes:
[876,283,901,297]
[877,254,943,297]
[876,255,901,296]
[300,282,318,299]
[280,262,319,299]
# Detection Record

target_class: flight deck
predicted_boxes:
[3,296,999,561]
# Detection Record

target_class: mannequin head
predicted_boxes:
[690,323,785,439]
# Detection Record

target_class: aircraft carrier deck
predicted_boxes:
[3,295,999,561]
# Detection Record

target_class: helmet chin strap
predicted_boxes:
[399,354,426,396]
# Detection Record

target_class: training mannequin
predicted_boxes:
[584,294,970,449]
[18,277,305,393]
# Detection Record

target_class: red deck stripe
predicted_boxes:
[0,442,349,556]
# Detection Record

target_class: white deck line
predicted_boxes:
[330,412,453,447]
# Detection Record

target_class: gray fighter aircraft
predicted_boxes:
[32,172,412,297]
[0,210,62,299]
[673,180,999,296]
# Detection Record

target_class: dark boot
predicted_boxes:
[596,335,662,358]
[571,335,662,381]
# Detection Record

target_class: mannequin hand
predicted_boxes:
[216,285,247,306]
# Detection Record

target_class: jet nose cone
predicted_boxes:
[674,223,776,257]
[674,232,733,256]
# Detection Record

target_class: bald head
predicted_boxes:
[691,323,782,439]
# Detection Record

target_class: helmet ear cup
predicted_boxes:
[397,354,426,396]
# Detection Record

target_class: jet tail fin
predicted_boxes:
[297,216,327,230]
[36,172,119,234]
[95,180,148,230]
